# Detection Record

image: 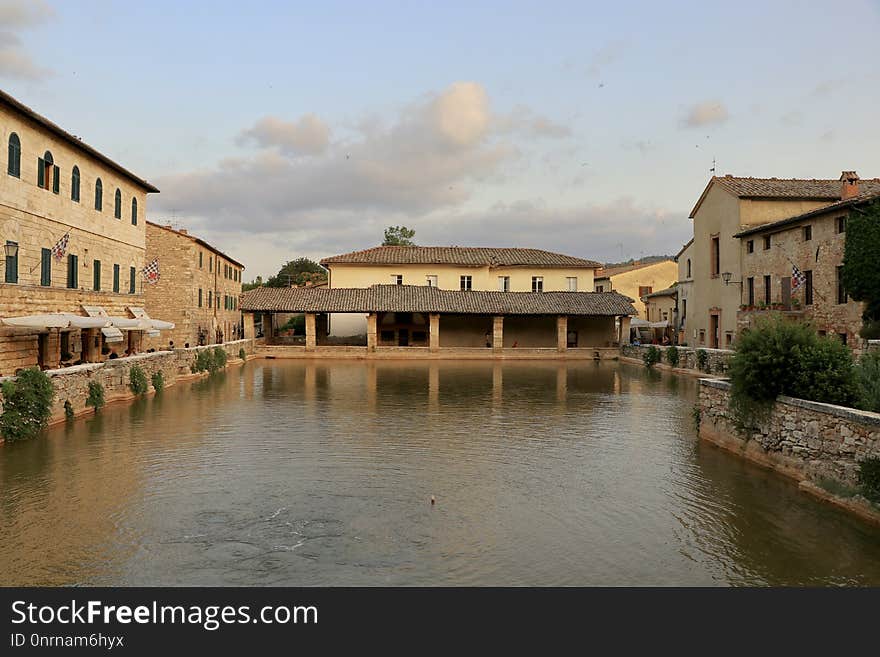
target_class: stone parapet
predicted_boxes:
[621,344,733,374]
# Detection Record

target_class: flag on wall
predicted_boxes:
[792,263,807,290]
[143,258,160,284]
[50,232,70,261]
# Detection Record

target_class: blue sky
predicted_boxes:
[3,0,880,278]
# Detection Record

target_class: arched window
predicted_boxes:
[7,133,21,178]
[95,178,103,211]
[114,188,122,219]
[71,166,80,202]
[131,197,137,225]
[687,259,692,278]
[38,150,56,191]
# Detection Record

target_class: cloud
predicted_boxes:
[0,0,54,80]
[237,114,331,156]
[152,82,576,235]
[681,101,728,128]
[780,111,803,127]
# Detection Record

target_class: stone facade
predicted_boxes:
[0,91,159,374]
[143,222,244,350]
[621,343,733,374]
[699,378,880,490]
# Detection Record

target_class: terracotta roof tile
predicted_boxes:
[320,246,601,268]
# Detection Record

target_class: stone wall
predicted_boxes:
[621,344,733,374]
[698,378,880,488]
[0,339,254,426]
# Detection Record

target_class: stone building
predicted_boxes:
[319,246,603,336]
[144,222,245,348]
[687,171,880,349]
[733,184,879,351]
[0,90,161,374]
[642,286,677,336]
[673,239,694,345]
[592,259,678,319]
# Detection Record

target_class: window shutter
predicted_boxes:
[37,158,44,188]
[53,166,60,194]
[130,266,136,293]
[41,248,51,286]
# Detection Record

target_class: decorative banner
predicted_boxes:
[143,258,160,284]
[791,263,806,291]
[50,232,70,261]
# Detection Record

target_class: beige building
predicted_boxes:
[0,90,160,374]
[688,172,880,349]
[592,260,677,319]
[674,239,694,344]
[320,246,601,336]
[144,222,244,348]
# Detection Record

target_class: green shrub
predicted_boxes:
[151,370,165,393]
[666,345,680,367]
[193,349,213,373]
[728,317,858,431]
[857,457,880,504]
[842,201,880,340]
[281,314,306,334]
[642,346,661,368]
[239,347,247,361]
[854,350,880,413]
[86,380,105,412]
[0,368,55,442]
[696,349,709,372]
[213,347,227,370]
[129,365,149,395]
[64,399,74,420]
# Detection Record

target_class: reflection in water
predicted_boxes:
[2,360,880,586]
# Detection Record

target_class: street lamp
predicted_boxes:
[721,271,741,286]
[4,242,18,259]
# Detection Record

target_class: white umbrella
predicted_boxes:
[1,313,71,328]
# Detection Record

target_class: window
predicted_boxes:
[426,275,438,287]
[392,274,403,285]
[71,166,81,202]
[747,277,754,306]
[7,133,20,177]
[686,259,692,277]
[804,270,813,305]
[93,260,101,291]
[114,189,122,219]
[4,240,18,283]
[699,330,705,344]
[460,275,472,291]
[764,275,771,305]
[498,276,510,292]
[725,332,733,347]
[595,284,604,292]
[37,151,55,190]
[839,332,848,346]
[40,248,51,286]
[747,240,754,254]
[638,285,652,298]
[199,252,203,268]
[113,264,120,293]
[209,256,213,273]
[67,254,78,289]
[198,288,203,307]
[131,198,137,225]
[532,276,543,293]
[567,276,578,292]
[803,225,812,241]
[763,235,771,250]
[682,299,687,322]
[208,290,212,307]
[711,236,720,275]
[95,178,103,211]
[216,292,220,309]
[837,216,847,234]
[837,265,847,304]
[129,266,136,293]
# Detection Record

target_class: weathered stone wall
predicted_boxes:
[0,339,254,426]
[699,378,880,487]
[621,344,733,374]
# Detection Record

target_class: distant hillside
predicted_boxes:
[602,255,674,269]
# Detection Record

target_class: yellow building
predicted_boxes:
[0,90,161,374]
[320,246,601,336]
[144,222,245,349]
[592,260,678,320]
[688,172,880,349]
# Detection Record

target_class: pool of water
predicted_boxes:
[2,360,879,586]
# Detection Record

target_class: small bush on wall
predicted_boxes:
[86,380,105,412]
[129,365,149,395]
[858,457,880,504]
[0,368,55,442]
[642,346,661,368]
[696,349,709,372]
[666,346,680,368]
[151,371,165,393]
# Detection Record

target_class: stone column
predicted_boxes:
[557,315,568,352]
[305,312,316,351]
[429,313,440,352]
[619,315,632,345]
[45,329,61,369]
[493,316,504,353]
[366,313,378,352]
[243,312,255,340]
[82,328,99,363]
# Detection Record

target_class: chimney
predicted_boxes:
[840,171,860,200]
[178,228,187,235]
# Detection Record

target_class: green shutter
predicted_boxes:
[93,260,101,291]
[41,248,51,286]
[4,241,17,284]
[198,288,202,307]
[113,264,120,292]
[52,166,60,194]
[68,254,78,289]
[37,158,44,187]
[130,266,136,293]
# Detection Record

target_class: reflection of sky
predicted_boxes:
[6,2,880,276]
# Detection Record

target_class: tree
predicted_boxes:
[842,200,880,339]
[242,276,263,292]
[382,226,416,246]
[265,258,327,288]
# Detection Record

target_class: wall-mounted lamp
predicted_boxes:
[4,241,18,259]
[721,271,742,286]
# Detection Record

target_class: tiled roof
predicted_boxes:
[733,191,880,238]
[595,260,673,279]
[674,238,693,261]
[241,285,637,316]
[689,175,880,218]
[146,222,245,269]
[320,246,601,269]
[643,286,677,299]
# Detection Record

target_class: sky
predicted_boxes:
[2,0,880,280]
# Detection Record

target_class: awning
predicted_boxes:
[128,307,175,331]
[101,327,124,343]
[1,313,110,330]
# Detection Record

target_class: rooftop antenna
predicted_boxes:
[710,158,716,174]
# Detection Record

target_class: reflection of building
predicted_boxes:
[144,222,244,348]
[320,246,602,336]
[592,260,677,319]
[0,90,161,374]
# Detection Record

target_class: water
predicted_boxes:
[1,360,879,586]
